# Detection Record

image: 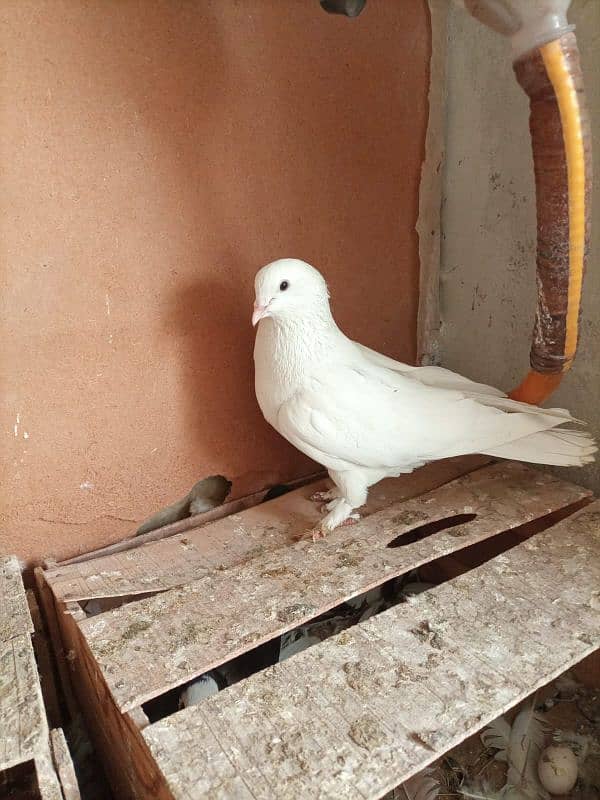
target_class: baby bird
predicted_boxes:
[252,258,595,540]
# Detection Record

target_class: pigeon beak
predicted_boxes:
[252,302,270,326]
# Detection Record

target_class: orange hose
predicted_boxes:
[510,372,563,405]
[509,36,588,405]
[542,39,586,365]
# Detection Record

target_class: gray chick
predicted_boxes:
[136,475,232,536]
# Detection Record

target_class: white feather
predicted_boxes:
[179,673,220,707]
[400,768,440,800]
[481,716,512,762]
[506,704,549,798]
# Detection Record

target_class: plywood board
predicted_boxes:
[27,589,63,729]
[51,589,173,800]
[143,501,600,800]
[0,559,62,799]
[0,556,33,642]
[80,462,588,711]
[0,633,48,770]
[36,748,64,800]
[44,456,490,602]
[50,728,81,800]
[34,567,81,721]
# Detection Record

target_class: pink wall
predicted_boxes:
[1,0,430,564]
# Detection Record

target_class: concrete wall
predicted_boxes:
[439,0,600,491]
[1,1,431,563]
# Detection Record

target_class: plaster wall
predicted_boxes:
[1,1,431,563]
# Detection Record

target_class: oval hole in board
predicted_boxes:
[386,512,478,548]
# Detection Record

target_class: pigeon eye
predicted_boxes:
[279,280,289,291]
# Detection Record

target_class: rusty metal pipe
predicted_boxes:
[510,32,592,403]
[463,2,592,404]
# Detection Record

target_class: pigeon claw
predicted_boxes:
[312,527,327,542]
[292,527,327,543]
[310,489,337,503]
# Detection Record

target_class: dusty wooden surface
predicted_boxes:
[44,456,490,602]
[34,566,81,721]
[27,588,63,729]
[0,559,62,799]
[143,501,600,800]
[59,471,325,565]
[79,462,587,711]
[0,555,33,642]
[51,584,173,800]
[0,633,48,770]
[50,728,81,800]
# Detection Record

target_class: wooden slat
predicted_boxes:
[0,560,62,799]
[0,633,48,770]
[0,556,33,642]
[143,501,600,800]
[44,456,490,602]
[27,590,63,729]
[80,462,588,711]
[59,471,326,565]
[34,567,81,721]
[51,588,173,800]
[36,747,64,800]
[50,728,81,800]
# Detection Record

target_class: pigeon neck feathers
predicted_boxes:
[254,303,342,413]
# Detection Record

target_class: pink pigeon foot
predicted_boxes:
[309,487,339,503]
[299,512,361,543]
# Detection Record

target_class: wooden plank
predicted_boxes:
[0,561,62,800]
[34,567,81,722]
[59,471,326,565]
[36,747,64,800]
[0,555,33,642]
[53,598,172,800]
[27,589,64,730]
[0,561,60,796]
[50,728,81,800]
[0,633,48,770]
[44,456,490,602]
[143,500,600,800]
[80,462,588,711]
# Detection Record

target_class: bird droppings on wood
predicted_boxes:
[394,664,414,686]
[343,661,384,694]
[391,510,430,527]
[121,620,152,641]
[348,716,389,751]
[277,604,317,624]
[410,620,444,650]
[337,551,362,568]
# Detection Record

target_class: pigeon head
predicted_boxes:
[252,258,330,326]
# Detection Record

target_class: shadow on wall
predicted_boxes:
[76,0,426,488]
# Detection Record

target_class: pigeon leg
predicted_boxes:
[309,503,360,540]
[309,471,367,539]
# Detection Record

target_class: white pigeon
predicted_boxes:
[252,258,596,539]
